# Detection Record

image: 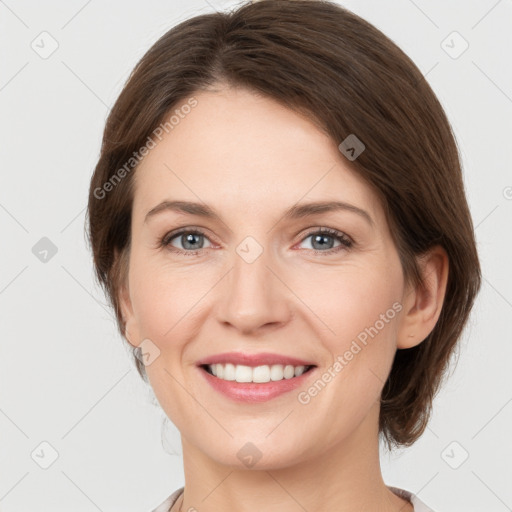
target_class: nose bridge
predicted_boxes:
[216,234,289,332]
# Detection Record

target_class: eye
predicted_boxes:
[161,228,213,255]
[297,227,353,255]
[160,227,353,256]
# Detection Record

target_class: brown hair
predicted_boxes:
[86,0,481,450]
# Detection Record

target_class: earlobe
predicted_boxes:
[396,245,449,349]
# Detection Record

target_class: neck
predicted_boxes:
[173,401,413,512]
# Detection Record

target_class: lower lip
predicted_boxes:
[198,366,316,403]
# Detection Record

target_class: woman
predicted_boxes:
[86,1,481,511]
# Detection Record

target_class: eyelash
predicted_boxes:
[160,227,353,257]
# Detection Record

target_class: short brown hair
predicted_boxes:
[86,0,481,450]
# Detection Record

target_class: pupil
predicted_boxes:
[313,234,333,250]
[183,233,202,250]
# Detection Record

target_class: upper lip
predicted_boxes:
[196,352,316,368]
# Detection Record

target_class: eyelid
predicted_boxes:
[294,226,353,245]
[161,227,219,249]
[161,225,354,256]
[293,227,354,255]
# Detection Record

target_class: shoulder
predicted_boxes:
[149,486,184,512]
[388,485,437,512]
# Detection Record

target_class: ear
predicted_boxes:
[396,245,449,349]
[115,248,139,349]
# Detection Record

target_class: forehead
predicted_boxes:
[133,88,381,224]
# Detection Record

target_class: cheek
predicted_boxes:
[301,261,403,405]
[129,254,178,338]
[129,254,215,345]
[293,267,402,438]
[302,262,402,347]
[342,280,399,344]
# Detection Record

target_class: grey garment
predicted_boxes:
[388,486,437,512]
[150,486,183,512]
[150,485,436,512]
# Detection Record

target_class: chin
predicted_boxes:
[200,437,312,471]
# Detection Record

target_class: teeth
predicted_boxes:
[207,363,309,383]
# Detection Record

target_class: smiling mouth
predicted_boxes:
[200,363,316,383]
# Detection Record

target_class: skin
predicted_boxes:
[119,85,449,512]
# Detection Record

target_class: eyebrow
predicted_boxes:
[144,200,374,227]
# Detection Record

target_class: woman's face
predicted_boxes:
[121,86,410,468]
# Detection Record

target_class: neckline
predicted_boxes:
[157,485,419,512]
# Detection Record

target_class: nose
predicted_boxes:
[215,240,292,335]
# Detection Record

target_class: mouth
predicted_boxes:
[199,363,317,383]
[195,352,319,402]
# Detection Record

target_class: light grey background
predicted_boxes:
[1,0,511,511]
